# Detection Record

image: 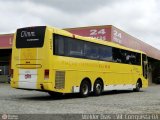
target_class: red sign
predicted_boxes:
[65,26,112,41]
[0,34,14,49]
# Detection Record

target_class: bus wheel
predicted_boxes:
[80,80,90,97]
[133,81,141,92]
[93,80,103,96]
[48,91,63,97]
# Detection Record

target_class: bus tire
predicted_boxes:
[133,81,141,92]
[80,80,90,97]
[93,79,103,96]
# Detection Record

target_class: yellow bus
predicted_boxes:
[11,26,148,97]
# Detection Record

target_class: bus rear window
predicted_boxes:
[16,26,46,48]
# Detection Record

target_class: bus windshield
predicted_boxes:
[16,26,46,48]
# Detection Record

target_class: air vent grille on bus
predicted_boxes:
[55,71,65,89]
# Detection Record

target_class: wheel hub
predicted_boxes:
[82,84,88,95]
[96,84,101,93]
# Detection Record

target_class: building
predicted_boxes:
[0,25,160,84]
[0,34,13,82]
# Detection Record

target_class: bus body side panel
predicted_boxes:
[47,56,143,93]
[48,56,108,93]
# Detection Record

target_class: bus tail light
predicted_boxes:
[44,69,49,79]
[10,69,13,78]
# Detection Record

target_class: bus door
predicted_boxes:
[130,53,141,84]
[142,54,148,79]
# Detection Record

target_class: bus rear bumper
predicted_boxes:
[11,81,54,91]
[19,81,37,89]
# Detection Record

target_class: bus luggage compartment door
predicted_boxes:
[18,69,38,89]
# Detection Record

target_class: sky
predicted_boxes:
[0,0,160,50]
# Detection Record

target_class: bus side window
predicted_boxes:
[54,34,65,55]
[136,53,141,65]
[99,46,112,61]
[113,48,122,63]
[84,42,99,60]
[120,50,128,64]
[128,52,136,65]
[67,38,84,57]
